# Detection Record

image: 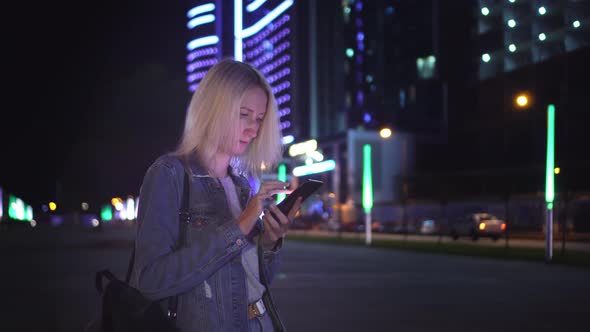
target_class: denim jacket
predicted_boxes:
[130,153,281,331]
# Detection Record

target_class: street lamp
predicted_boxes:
[514,92,532,110]
[362,144,373,245]
[379,127,392,139]
[545,104,556,262]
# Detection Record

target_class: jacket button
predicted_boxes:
[236,239,243,246]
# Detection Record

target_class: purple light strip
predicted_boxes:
[186,57,218,73]
[245,15,290,48]
[280,121,291,129]
[186,47,218,62]
[265,67,290,83]
[275,93,291,106]
[356,91,364,106]
[278,107,291,117]
[187,70,208,83]
[260,54,290,75]
[246,27,290,54]
[189,83,199,92]
[271,81,291,94]
[250,41,290,66]
[243,29,291,58]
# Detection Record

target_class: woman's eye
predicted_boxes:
[240,113,248,117]
[256,118,264,123]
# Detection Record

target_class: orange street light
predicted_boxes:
[514,92,532,110]
[379,127,392,139]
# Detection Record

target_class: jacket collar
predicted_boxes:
[184,152,240,178]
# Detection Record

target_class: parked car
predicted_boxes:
[419,219,439,235]
[450,213,506,241]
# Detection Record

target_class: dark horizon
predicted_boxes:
[2,1,191,212]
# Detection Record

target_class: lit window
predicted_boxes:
[509,44,517,52]
[416,55,436,79]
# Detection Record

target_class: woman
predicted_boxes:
[131,58,302,331]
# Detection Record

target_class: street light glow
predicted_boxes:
[508,19,516,28]
[516,94,529,107]
[380,128,392,138]
[538,33,546,41]
[545,104,555,204]
[509,44,517,52]
[481,7,489,16]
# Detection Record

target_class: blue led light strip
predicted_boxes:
[187,14,215,29]
[235,0,243,61]
[187,3,215,18]
[246,0,268,12]
[187,36,219,51]
[240,0,293,39]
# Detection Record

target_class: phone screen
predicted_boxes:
[276,179,323,215]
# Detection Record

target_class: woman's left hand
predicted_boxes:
[261,197,303,250]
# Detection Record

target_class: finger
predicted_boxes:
[263,211,282,237]
[258,182,291,198]
[267,188,293,196]
[287,197,303,221]
[260,181,290,190]
[269,204,289,225]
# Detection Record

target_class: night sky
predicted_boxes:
[2,1,192,211]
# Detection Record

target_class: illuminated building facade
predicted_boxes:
[184,0,295,140]
[477,0,589,80]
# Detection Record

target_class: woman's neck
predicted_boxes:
[210,152,231,177]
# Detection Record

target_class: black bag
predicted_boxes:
[95,169,191,332]
[257,237,286,332]
[95,270,177,332]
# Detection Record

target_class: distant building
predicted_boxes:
[289,0,474,217]
[476,0,588,80]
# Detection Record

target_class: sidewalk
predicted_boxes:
[288,229,590,252]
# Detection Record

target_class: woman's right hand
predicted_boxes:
[237,181,291,235]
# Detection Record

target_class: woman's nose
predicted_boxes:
[244,121,258,137]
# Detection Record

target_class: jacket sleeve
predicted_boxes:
[261,243,282,284]
[131,160,248,300]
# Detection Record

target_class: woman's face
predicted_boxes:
[234,87,267,156]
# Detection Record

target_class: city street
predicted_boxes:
[1,225,589,332]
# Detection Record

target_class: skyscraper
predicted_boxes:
[184,0,295,140]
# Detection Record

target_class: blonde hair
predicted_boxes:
[175,58,283,178]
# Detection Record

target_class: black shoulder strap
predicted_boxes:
[167,164,191,322]
[124,163,191,283]
[257,237,286,332]
[122,161,190,325]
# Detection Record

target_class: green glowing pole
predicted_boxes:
[545,104,555,262]
[277,163,287,204]
[362,144,374,245]
[101,205,113,222]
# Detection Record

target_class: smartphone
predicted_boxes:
[275,179,323,216]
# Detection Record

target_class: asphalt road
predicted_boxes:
[1,224,589,332]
